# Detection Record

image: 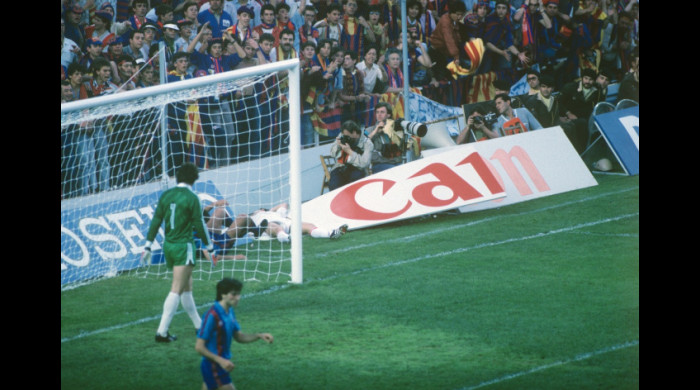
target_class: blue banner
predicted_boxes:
[61,181,226,285]
[407,92,464,136]
[593,106,639,175]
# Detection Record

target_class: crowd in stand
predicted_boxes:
[61,0,639,199]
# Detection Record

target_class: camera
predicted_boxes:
[381,143,401,158]
[395,118,427,137]
[340,135,353,145]
[472,116,484,125]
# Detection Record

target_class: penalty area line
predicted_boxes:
[456,340,639,390]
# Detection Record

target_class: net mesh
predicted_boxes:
[61,67,299,290]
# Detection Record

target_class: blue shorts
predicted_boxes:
[201,358,232,390]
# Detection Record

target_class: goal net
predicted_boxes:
[61,59,303,290]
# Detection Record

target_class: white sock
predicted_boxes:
[310,227,330,238]
[277,231,290,243]
[157,292,180,336]
[180,291,201,330]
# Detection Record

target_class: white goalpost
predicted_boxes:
[61,58,303,290]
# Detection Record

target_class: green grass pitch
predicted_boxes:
[61,173,639,390]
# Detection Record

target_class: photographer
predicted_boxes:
[366,103,415,174]
[456,104,501,144]
[329,120,374,191]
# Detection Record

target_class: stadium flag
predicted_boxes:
[422,126,598,214]
[185,103,209,169]
[407,92,463,136]
[468,71,497,103]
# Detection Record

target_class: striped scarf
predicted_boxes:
[341,15,364,56]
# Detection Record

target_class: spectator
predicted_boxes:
[161,23,181,62]
[382,48,405,93]
[122,29,146,61]
[222,0,263,28]
[78,57,117,193]
[64,4,86,50]
[187,24,243,73]
[85,10,117,52]
[232,39,264,161]
[298,5,321,45]
[340,0,365,55]
[356,44,388,95]
[463,0,489,39]
[616,45,638,103]
[418,0,439,48]
[95,2,132,41]
[66,63,87,102]
[513,0,552,64]
[139,22,160,61]
[225,6,255,44]
[254,4,278,38]
[61,79,94,198]
[601,10,635,80]
[270,29,298,61]
[178,1,201,40]
[125,0,151,36]
[255,32,276,64]
[366,102,415,173]
[186,29,243,165]
[104,36,125,62]
[429,0,468,82]
[559,67,603,123]
[273,3,297,48]
[174,19,195,53]
[300,41,323,146]
[112,54,138,91]
[339,50,371,123]
[456,103,501,143]
[154,3,176,29]
[315,3,343,43]
[363,5,389,58]
[79,38,104,70]
[482,0,530,73]
[62,17,81,71]
[136,62,158,88]
[396,31,438,88]
[328,120,373,191]
[191,22,214,53]
[493,92,543,136]
[525,69,540,95]
[524,73,588,151]
[197,0,234,39]
[538,0,571,67]
[493,79,526,108]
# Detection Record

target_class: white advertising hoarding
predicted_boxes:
[422,126,598,213]
[301,146,507,231]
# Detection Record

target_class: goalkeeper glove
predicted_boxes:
[141,246,153,265]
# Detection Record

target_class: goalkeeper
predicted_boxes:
[142,162,215,343]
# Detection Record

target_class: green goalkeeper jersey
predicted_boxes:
[146,184,212,248]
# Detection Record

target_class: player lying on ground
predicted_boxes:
[249,202,348,243]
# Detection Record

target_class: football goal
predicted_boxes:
[61,58,303,290]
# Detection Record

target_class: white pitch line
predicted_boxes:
[61,211,638,344]
[311,187,638,259]
[457,340,640,390]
